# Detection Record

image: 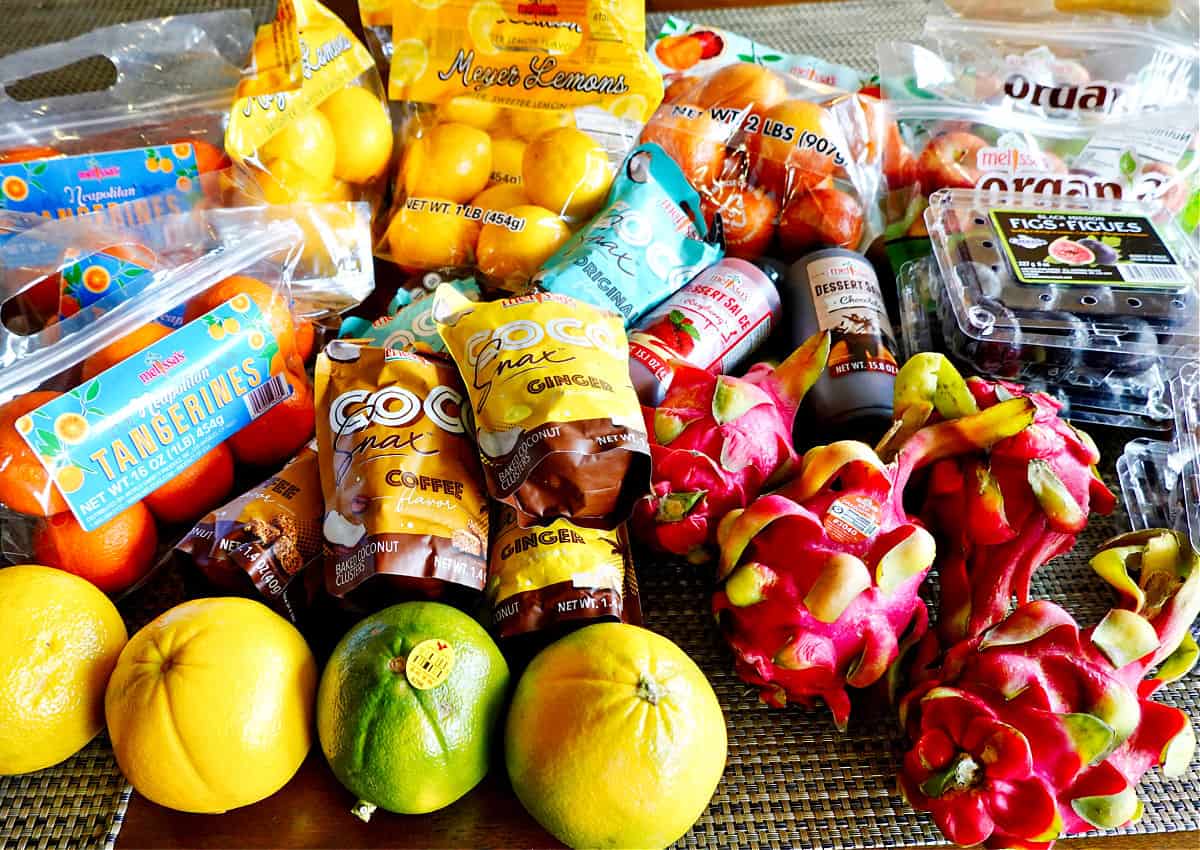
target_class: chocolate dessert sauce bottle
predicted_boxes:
[628,258,783,405]
[785,248,898,443]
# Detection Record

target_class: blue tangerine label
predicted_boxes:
[0,144,204,220]
[18,298,292,530]
[56,249,186,328]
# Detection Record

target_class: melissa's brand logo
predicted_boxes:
[77,163,121,181]
[977,147,1058,173]
[137,350,187,384]
[1003,73,1125,114]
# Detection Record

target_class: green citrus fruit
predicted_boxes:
[317,601,509,819]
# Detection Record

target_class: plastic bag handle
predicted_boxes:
[0,11,253,107]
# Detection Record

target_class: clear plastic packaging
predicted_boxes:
[0,204,373,596]
[636,62,888,264]
[1173,361,1200,551]
[0,13,251,218]
[1117,438,1189,533]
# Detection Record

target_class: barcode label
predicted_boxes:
[244,373,292,419]
[1116,263,1188,286]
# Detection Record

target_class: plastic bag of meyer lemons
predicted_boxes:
[0,204,370,597]
[373,0,663,289]
[225,0,393,217]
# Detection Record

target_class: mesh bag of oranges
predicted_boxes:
[0,204,371,598]
[370,0,664,289]
[636,61,892,263]
[0,12,260,232]
[224,0,394,219]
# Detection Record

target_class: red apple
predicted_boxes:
[917,131,988,191]
[777,186,864,257]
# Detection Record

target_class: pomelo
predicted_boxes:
[317,601,509,819]
[505,623,728,850]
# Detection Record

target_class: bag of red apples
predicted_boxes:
[637,61,894,262]
[878,19,1200,264]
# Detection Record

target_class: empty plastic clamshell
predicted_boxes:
[1172,362,1200,553]
[924,188,1199,401]
[1116,437,1189,533]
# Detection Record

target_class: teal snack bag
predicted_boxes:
[338,277,480,351]
[532,144,724,326]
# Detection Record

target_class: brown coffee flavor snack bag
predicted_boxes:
[314,342,489,612]
[488,506,640,640]
[434,284,651,529]
[176,442,324,623]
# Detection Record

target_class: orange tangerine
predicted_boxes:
[747,99,840,198]
[33,502,158,595]
[228,371,315,468]
[0,391,69,517]
[293,319,314,362]
[0,145,62,164]
[402,123,492,204]
[144,443,235,525]
[82,323,172,380]
[185,276,299,369]
[173,139,230,173]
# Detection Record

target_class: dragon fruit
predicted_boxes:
[878,354,1116,644]
[631,332,830,562]
[899,529,1200,849]
[713,395,1037,729]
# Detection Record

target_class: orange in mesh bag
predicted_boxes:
[375,0,662,289]
[638,62,889,262]
[314,342,489,613]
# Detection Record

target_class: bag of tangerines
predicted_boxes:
[0,203,372,599]
[224,0,394,219]
[368,0,664,290]
[637,60,893,263]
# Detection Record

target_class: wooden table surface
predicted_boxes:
[115,1,1199,849]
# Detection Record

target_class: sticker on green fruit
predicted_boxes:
[17,298,291,530]
[990,209,1189,290]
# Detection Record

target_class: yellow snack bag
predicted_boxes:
[226,0,393,216]
[488,506,640,639]
[314,342,489,613]
[387,0,661,118]
[434,284,650,529]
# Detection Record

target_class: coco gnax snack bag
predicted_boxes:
[434,284,651,529]
[314,342,489,612]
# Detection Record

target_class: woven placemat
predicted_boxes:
[2,2,1198,849]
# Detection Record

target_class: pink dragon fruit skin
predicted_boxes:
[899,529,1200,850]
[879,355,1116,644]
[713,396,1038,729]
[632,332,830,562]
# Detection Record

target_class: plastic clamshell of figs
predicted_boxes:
[924,188,1200,382]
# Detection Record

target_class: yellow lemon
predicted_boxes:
[392,39,429,88]
[259,109,337,183]
[256,158,337,204]
[439,97,502,131]
[509,108,574,141]
[386,202,481,270]
[320,87,394,184]
[506,623,727,849]
[489,137,526,187]
[606,92,650,122]
[471,183,529,213]
[476,204,569,284]
[105,597,316,813]
[53,413,88,444]
[466,0,505,55]
[0,565,127,775]
[523,127,613,219]
[403,123,492,204]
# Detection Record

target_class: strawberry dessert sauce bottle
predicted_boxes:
[628,257,782,405]
[785,248,897,443]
